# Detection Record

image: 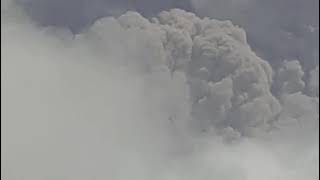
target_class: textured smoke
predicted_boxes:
[2,1,319,180]
[191,0,319,71]
[309,66,319,97]
[274,60,305,96]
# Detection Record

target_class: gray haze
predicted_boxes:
[17,0,319,68]
[2,0,319,180]
[17,0,192,31]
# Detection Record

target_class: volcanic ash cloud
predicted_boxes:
[2,3,319,180]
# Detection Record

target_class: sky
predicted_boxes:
[17,0,319,68]
[17,0,193,30]
[2,0,319,180]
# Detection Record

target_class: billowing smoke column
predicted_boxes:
[2,1,319,180]
[116,9,282,137]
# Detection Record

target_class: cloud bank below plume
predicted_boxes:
[2,1,319,180]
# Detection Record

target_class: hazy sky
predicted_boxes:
[18,0,192,30]
[17,0,319,68]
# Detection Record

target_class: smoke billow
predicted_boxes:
[2,1,319,180]
[191,0,319,72]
